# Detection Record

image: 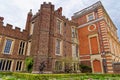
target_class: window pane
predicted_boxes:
[2,60,6,70]
[19,41,25,55]
[0,36,1,43]
[19,62,22,70]
[0,59,3,70]
[57,21,60,33]
[72,45,78,57]
[55,61,62,71]
[16,61,22,71]
[30,22,34,35]
[4,39,12,54]
[19,48,22,54]
[88,14,94,21]
[76,45,78,57]
[27,41,31,56]
[5,60,9,70]
[0,59,12,71]
[20,42,22,47]
[8,61,12,70]
[22,42,25,48]
[72,28,76,38]
[57,20,62,34]
[56,40,61,55]
[21,49,24,55]
[16,61,19,71]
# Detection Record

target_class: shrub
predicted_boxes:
[25,57,34,72]
[2,75,16,80]
[79,64,92,73]
[0,72,12,75]
[64,65,73,73]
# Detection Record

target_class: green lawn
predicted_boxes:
[0,72,120,80]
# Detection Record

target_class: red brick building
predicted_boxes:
[72,1,120,73]
[0,2,79,73]
[0,17,28,71]
[29,2,79,73]
[0,1,120,73]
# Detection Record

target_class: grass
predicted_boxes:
[0,75,26,80]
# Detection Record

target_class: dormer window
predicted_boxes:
[87,12,94,22]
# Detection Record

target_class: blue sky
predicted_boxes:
[0,0,120,37]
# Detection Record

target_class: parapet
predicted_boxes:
[4,23,22,33]
[6,24,13,29]
[0,17,28,40]
[0,17,4,22]
[41,2,54,11]
[42,2,52,6]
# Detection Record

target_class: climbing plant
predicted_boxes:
[25,57,33,72]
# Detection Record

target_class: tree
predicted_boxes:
[61,57,79,73]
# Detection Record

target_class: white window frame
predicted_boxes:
[26,41,31,56]
[3,38,14,54]
[55,61,63,71]
[0,36,2,43]
[15,60,23,71]
[87,12,95,22]
[56,19,63,34]
[30,22,34,35]
[72,44,78,58]
[71,27,77,38]
[55,39,62,56]
[18,41,26,55]
[0,59,12,71]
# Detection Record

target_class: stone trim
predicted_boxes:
[77,17,104,29]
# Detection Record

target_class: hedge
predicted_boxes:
[12,73,87,80]
[0,72,120,80]
[0,72,12,76]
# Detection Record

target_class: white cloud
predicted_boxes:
[0,0,120,37]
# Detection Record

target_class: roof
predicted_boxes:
[73,1,102,19]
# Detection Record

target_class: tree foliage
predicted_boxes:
[79,64,92,73]
[25,57,33,72]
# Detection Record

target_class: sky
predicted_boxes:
[0,0,120,37]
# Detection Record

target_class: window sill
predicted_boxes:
[3,53,11,55]
[55,54,62,56]
[18,54,25,56]
[87,19,95,22]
